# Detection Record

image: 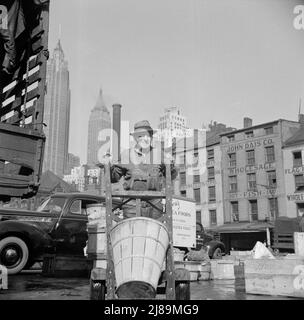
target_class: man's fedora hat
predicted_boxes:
[130,120,154,136]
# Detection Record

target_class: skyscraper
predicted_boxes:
[43,40,71,177]
[157,107,188,146]
[158,107,187,133]
[87,89,111,166]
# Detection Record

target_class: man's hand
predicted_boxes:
[110,164,128,183]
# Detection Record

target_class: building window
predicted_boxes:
[267,170,277,188]
[209,210,217,225]
[180,190,186,197]
[208,186,216,202]
[231,202,239,222]
[293,151,303,167]
[269,198,278,219]
[295,174,304,191]
[228,135,235,142]
[70,200,81,215]
[194,188,201,203]
[265,146,275,162]
[207,149,214,160]
[229,175,238,192]
[208,167,215,179]
[247,173,257,190]
[245,131,254,138]
[193,174,200,184]
[249,200,258,221]
[228,153,236,167]
[180,172,186,185]
[196,210,201,224]
[246,150,255,165]
[265,127,274,135]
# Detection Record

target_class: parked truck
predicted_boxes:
[0,0,50,202]
[272,216,304,253]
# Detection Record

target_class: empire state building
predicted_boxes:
[43,40,71,177]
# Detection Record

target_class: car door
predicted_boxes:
[53,198,100,255]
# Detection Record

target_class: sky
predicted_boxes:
[48,0,304,164]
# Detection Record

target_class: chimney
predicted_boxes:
[112,104,122,163]
[298,113,304,125]
[244,117,253,129]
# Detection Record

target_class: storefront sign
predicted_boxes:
[285,166,304,175]
[227,138,274,153]
[287,193,304,201]
[229,162,275,175]
[172,197,196,248]
[229,189,278,199]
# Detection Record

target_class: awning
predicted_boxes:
[209,221,274,234]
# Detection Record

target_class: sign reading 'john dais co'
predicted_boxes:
[226,138,274,153]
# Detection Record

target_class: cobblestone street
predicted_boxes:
[0,270,301,300]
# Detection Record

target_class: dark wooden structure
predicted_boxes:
[90,162,190,300]
[0,0,50,201]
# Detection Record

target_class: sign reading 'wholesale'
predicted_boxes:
[172,198,196,248]
[228,162,275,175]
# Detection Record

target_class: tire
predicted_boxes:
[211,247,222,259]
[0,237,29,274]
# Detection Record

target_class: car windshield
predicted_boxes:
[36,197,66,214]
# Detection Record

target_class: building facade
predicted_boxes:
[63,165,101,193]
[174,122,234,229]
[65,153,81,175]
[43,40,71,177]
[219,118,301,251]
[157,107,187,146]
[283,120,304,218]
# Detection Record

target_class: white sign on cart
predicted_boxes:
[171,197,196,248]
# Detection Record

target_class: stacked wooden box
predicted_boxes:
[210,259,244,280]
[174,261,210,281]
[244,232,304,298]
[42,254,92,277]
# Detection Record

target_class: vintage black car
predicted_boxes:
[0,193,110,274]
[195,222,226,259]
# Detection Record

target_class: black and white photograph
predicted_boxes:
[1,0,304,306]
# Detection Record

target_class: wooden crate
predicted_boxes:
[42,255,92,278]
[87,225,107,255]
[0,265,8,290]
[210,260,240,280]
[174,261,203,281]
[230,251,252,256]
[294,232,304,257]
[244,257,304,298]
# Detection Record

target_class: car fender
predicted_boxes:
[206,240,225,255]
[0,220,54,258]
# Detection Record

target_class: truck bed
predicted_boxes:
[0,0,50,201]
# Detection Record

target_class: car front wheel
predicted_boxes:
[211,247,222,259]
[0,237,29,274]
